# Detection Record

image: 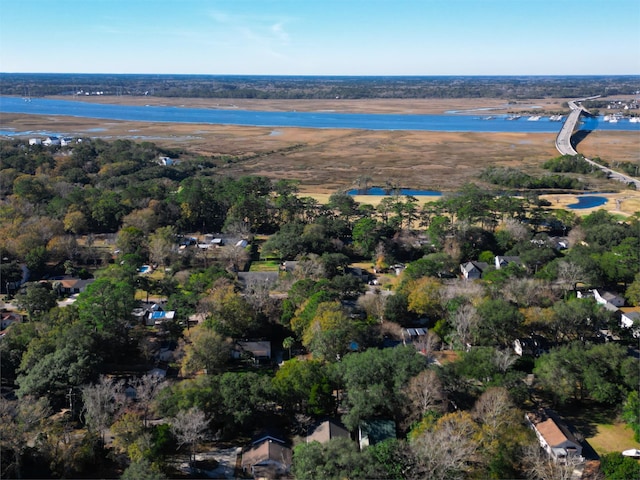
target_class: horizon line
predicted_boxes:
[2,72,640,78]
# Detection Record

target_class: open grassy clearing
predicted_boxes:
[560,404,640,458]
[589,423,640,455]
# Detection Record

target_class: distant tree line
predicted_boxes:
[1,73,639,99]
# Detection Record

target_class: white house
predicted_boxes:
[620,309,640,337]
[526,410,583,462]
[592,289,625,308]
[43,136,61,146]
[28,138,42,145]
[158,156,179,166]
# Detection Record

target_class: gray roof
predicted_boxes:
[461,261,488,272]
[496,255,521,264]
[236,271,279,287]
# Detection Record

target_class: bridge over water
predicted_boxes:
[556,96,640,190]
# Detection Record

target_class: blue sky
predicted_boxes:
[1,0,639,75]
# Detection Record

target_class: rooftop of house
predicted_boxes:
[621,309,640,320]
[54,277,95,289]
[236,340,271,358]
[526,409,580,448]
[461,261,489,271]
[307,419,350,444]
[359,419,396,448]
[496,255,521,264]
[242,436,292,471]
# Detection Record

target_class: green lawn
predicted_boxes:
[249,260,281,272]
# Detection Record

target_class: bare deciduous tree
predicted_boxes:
[441,279,485,305]
[0,395,51,479]
[405,369,446,423]
[81,375,125,444]
[503,277,558,307]
[502,217,532,242]
[493,349,518,373]
[557,261,587,298]
[354,174,373,194]
[411,411,480,480]
[473,387,515,437]
[244,277,279,320]
[522,442,584,480]
[413,330,441,361]
[357,290,388,323]
[294,254,325,280]
[449,303,480,348]
[133,374,165,427]
[219,244,250,272]
[566,225,585,248]
[171,407,209,469]
[223,220,251,238]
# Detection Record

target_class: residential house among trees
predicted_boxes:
[460,261,488,280]
[620,309,640,337]
[513,335,548,357]
[526,409,583,462]
[232,340,272,364]
[53,277,95,296]
[494,255,521,270]
[241,435,292,479]
[306,419,350,444]
[592,289,625,308]
[358,420,396,450]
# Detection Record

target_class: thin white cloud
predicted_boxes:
[207,9,292,45]
[208,10,232,24]
[271,22,289,43]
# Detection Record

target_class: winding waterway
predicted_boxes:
[1,96,639,133]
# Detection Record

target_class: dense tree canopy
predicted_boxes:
[1,134,639,479]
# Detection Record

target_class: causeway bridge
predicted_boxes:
[556,96,640,190]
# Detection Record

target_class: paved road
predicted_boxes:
[556,96,640,190]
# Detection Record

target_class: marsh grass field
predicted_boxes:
[1,96,638,213]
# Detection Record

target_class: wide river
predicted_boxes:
[1,96,639,133]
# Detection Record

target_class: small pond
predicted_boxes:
[567,196,608,209]
[347,187,442,196]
